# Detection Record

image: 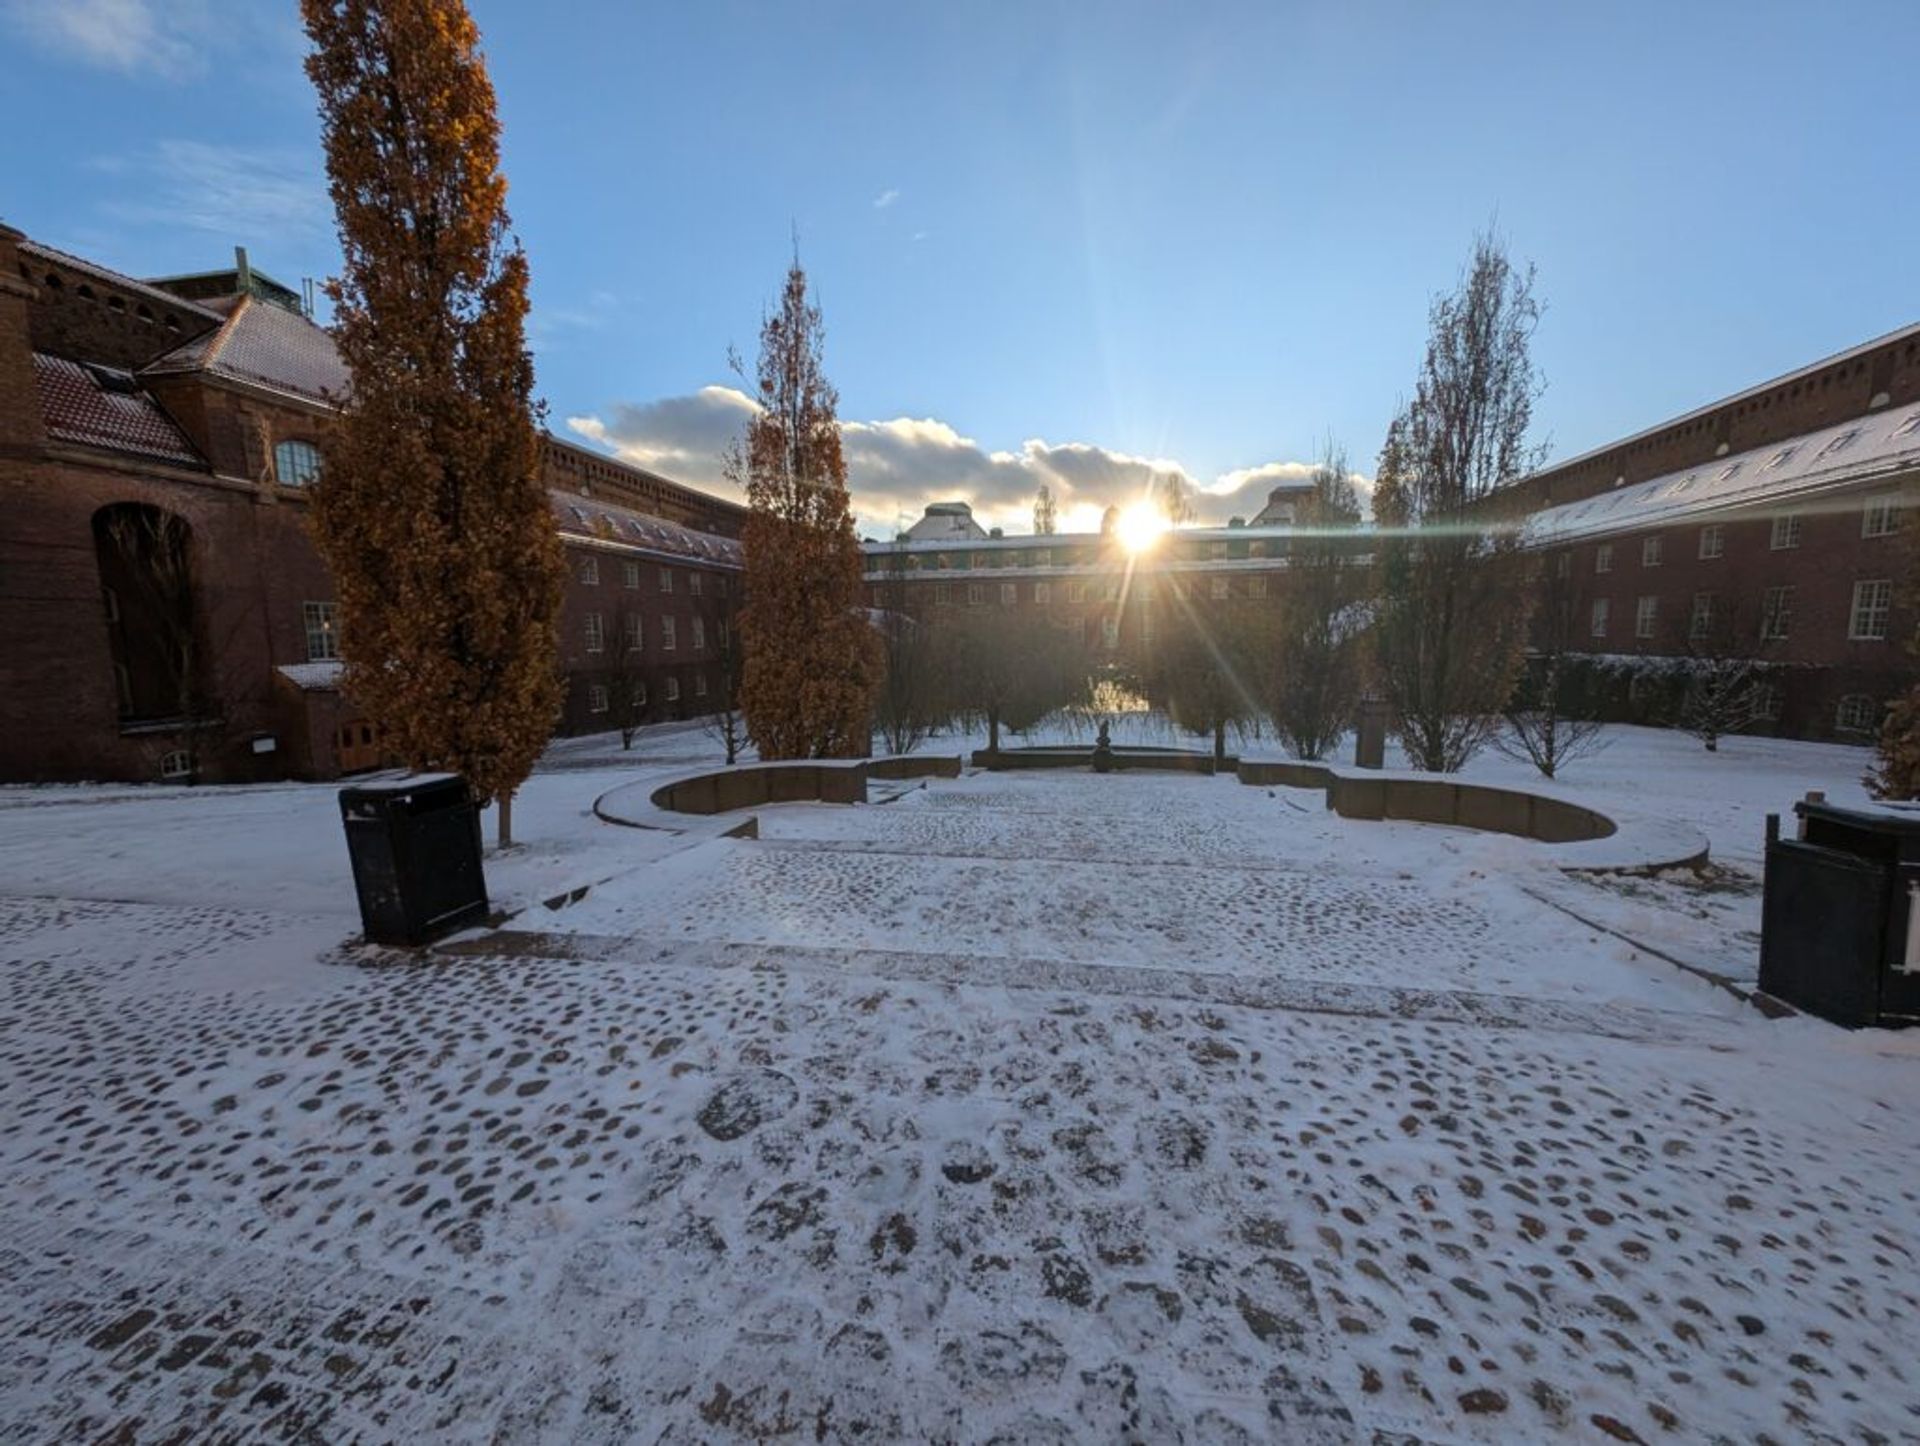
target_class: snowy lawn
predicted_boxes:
[2,724,1916,1443]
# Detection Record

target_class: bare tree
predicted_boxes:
[1267,438,1366,759]
[1674,590,1775,753]
[940,607,1088,752]
[1155,472,1195,527]
[1134,595,1270,766]
[1373,231,1546,772]
[603,610,649,751]
[700,610,748,765]
[1496,551,1606,778]
[870,545,943,754]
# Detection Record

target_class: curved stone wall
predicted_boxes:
[595,755,962,834]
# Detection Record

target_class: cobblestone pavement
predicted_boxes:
[3,774,1919,1442]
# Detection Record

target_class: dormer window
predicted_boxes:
[274,439,322,487]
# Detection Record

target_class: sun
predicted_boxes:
[1115,502,1170,554]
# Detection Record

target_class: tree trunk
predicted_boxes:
[1213,718,1226,765]
[989,711,1001,752]
[497,790,514,848]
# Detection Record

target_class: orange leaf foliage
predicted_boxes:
[301,0,563,812]
[731,263,882,758]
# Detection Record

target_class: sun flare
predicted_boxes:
[1115,502,1170,554]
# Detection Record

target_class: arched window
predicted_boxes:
[274,439,322,487]
[92,503,197,722]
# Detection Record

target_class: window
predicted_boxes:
[665,676,680,702]
[274,439,321,487]
[718,620,729,648]
[1033,581,1050,605]
[1033,549,1051,567]
[1849,579,1892,640]
[588,684,609,714]
[1101,616,1118,649]
[1590,598,1610,637]
[692,616,706,650]
[659,568,674,593]
[630,680,648,708]
[968,583,985,606]
[716,576,728,598]
[1555,551,1571,580]
[580,555,599,585]
[1103,581,1120,603]
[303,601,338,661]
[1066,581,1085,604]
[1771,514,1801,550]
[1635,596,1657,640]
[695,673,709,698]
[158,750,193,780]
[623,560,640,589]
[971,552,989,570]
[1698,525,1723,560]
[1211,577,1230,600]
[660,615,677,650]
[1688,593,1716,641]
[1862,495,1900,539]
[623,614,643,650]
[1760,586,1793,641]
[1000,582,1017,606]
[689,572,703,596]
[584,612,605,653]
[1755,681,1783,722]
[1836,695,1878,733]
[1641,536,1663,567]
[1595,544,1612,574]
[1247,576,1267,599]
[1209,541,1228,561]
[933,582,951,606]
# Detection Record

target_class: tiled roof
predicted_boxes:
[1524,404,1920,545]
[18,239,224,324]
[142,295,350,403]
[32,353,204,468]
[552,492,744,569]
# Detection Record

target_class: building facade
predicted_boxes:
[1514,325,1919,741]
[0,225,743,785]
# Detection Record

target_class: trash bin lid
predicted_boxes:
[1792,798,1920,837]
[339,772,467,809]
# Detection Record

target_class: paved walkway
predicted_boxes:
[2,773,1917,1442]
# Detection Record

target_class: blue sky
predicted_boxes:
[3,0,1916,535]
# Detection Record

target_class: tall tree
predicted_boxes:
[1156,472,1196,527]
[1267,439,1366,760]
[870,543,944,755]
[303,0,561,845]
[1032,484,1058,536]
[1373,231,1546,772]
[1136,595,1269,765]
[730,260,883,758]
[940,607,1087,752]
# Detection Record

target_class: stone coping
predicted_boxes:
[594,755,963,835]
[973,745,1230,775]
[1236,757,1709,873]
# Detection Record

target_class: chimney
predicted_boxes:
[234,245,253,296]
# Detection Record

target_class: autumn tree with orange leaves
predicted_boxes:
[302,0,563,845]
[730,261,883,758]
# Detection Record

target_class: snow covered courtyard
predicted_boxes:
[3,725,1919,1442]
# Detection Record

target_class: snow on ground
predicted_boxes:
[2,724,1917,1443]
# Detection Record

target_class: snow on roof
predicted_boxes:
[1524,404,1920,545]
[276,661,345,692]
[550,492,743,568]
[32,353,204,467]
[142,295,349,404]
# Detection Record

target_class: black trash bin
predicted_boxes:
[1758,798,1920,1027]
[338,774,490,946]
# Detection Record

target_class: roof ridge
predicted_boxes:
[18,237,225,322]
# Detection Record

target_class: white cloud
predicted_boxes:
[7,0,196,77]
[6,0,295,81]
[568,387,1371,538]
[872,189,900,210]
[94,140,329,245]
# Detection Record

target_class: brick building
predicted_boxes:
[1512,324,1920,741]
[863,485,1318,658]
[0,224,743,785]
